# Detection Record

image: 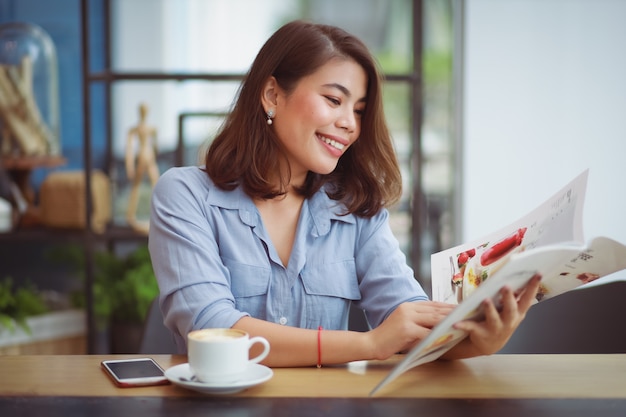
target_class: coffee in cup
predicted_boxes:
[187,328,270,384]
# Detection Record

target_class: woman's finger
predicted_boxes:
[517,274,542,312]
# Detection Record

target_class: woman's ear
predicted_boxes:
[261,76,279,113]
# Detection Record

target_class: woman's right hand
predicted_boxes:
[366,301,456,360]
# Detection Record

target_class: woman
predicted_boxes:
[149,20,540,367]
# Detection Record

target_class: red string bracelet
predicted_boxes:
[317,326,323,368]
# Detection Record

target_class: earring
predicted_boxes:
[266,109,275,125]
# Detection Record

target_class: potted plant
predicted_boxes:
[0,276,86,354]
[0,277,48,334]
[50,243,159,353]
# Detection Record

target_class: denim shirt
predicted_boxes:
[149,166,428,351]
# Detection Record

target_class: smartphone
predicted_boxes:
[101,358,170,387]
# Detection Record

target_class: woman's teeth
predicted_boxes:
[318,134,345,150]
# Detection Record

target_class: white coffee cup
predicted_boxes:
[187,328,270,384]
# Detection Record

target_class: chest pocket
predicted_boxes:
[300,259,361,327]
[223,258,271,319]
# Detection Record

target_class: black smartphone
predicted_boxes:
[101,358,169,387]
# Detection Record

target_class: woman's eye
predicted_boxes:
[325,96,340,105]
[354,109,365,117]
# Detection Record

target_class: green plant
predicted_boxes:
[0,277,48,333]
[48,243,159,329]
[105,245,158,324]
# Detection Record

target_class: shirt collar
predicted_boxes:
[205,180,356,234]
[204,181,258,227]
[307,186,355,237]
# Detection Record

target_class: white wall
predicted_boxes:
[462,0,626,283]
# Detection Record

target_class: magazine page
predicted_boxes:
[369,245,576,396]
[370,236,626,396]
[431,169,589,304]
[370,169,591,396]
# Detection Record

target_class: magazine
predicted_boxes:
[370,169,626,395]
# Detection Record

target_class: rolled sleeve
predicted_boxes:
[353,209,429,327]
[149,168,249,348]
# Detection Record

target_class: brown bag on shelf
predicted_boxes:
[39,170,111,233]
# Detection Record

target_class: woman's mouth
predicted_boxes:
[316,134,345,151]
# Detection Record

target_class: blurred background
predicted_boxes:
[1,0,625,353]
[0,0,458,291]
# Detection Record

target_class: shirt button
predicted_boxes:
[279,317,287,325]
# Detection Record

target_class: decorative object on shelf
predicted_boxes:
[39,170,111,233]
[0,160,14,231]
[0,22,61,158]
[0,197,10,232]
[125,102,159,235]
[1,155,66,227]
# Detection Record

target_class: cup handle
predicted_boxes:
[248,336,270,364]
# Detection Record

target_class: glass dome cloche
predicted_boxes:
[0,22,61,157]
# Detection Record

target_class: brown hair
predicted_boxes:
[205,20,401,217]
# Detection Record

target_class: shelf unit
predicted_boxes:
[78,0,251,352]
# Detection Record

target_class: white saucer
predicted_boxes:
[164,363,273,395]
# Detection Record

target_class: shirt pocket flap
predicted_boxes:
[301,260,361,300]
[224,259,271,298]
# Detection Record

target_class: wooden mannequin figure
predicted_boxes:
[125,102,159,234]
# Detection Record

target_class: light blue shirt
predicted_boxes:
[149,166,428,351]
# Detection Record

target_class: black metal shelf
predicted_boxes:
[0,227,86,242]
[83,70,416,83]
[86,71,244,82]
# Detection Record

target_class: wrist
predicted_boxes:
[441,337,481,360]
[361,329,383,361]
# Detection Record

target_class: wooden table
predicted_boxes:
[1,354,625,416]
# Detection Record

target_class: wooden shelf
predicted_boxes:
[1,155,66,170]
[0,224,148,243]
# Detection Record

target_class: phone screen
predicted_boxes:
[106,359,164,378]
[102,358,168,387]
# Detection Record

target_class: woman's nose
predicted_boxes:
[337,110,357,133]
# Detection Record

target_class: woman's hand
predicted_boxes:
[367,274,542,362]
[365,300,456,360]
[445,274,542,358]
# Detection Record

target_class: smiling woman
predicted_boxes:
[148,19,539,370]
[205,21,400,215]
[149,20,422,365]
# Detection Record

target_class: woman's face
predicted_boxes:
[271,58,367,182]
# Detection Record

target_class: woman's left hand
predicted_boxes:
[445,274,542,358]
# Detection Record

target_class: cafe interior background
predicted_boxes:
[0,0,624,354]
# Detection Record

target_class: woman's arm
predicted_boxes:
[235,300,457,367]
[237,272,538,367]
[234,316,370,367]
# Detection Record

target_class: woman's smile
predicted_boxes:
[316,132,347,154]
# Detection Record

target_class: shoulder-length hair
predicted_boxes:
[205,20,402,218]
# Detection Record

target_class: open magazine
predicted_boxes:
[370,169,626,395]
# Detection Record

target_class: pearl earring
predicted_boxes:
[266,109,275,125]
